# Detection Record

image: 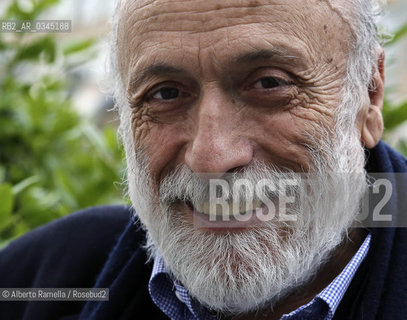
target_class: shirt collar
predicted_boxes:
[282,233,371,319]
[149,253,215,320]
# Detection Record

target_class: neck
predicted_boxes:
[222,227,368,320]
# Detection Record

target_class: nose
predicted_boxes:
[184,88,253,177]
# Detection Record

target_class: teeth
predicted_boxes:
[194,199,263,217]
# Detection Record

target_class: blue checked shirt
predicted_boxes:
[149,233,371,320]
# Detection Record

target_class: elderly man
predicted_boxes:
[1,0,407,319]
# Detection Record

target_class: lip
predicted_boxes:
[185,201,268,232]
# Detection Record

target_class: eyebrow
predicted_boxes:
[128,65,186,95]
[128,48,306,94]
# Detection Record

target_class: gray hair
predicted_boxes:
[334,0,386,167]
[108,0,387,149]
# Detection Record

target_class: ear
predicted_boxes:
[361,48,385,149]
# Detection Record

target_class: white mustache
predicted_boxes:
[158,162,302,208]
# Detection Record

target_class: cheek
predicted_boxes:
[289,103,335,135]
[287,89,338,143]
[250,114,315,171]
[132,109,189,187]
[246,94,337,171]
[131,107,154,146]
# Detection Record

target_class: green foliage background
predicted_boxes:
[0,0,406,246]
[0,0,126,247]
[382,21,407,155]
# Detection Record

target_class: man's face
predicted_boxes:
[118,0,354,186]
[116,0,371,314]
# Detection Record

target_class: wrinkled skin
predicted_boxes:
[117,0,383,189]
[117,0,384,318]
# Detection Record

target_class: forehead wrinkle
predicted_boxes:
[233,48,303,67]
[121,1,349,56]
[120,0,351,40]
[120,0,302,36]
[118,0,353,88]
[132,6,291,35]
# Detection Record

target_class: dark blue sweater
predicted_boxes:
[0,141,406,319]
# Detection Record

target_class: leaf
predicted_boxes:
[11,220,29,239]
[383,100,407,130]
[386,23,407,47]
[13,37,56,64]
[0,183,14,229]
[63,39,96,56]
[0,166,5,183]
[12,175,40,196]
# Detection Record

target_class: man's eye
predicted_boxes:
[253,77,285,89]
[152,87,180,100]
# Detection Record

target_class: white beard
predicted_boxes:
[124,124,368,314]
